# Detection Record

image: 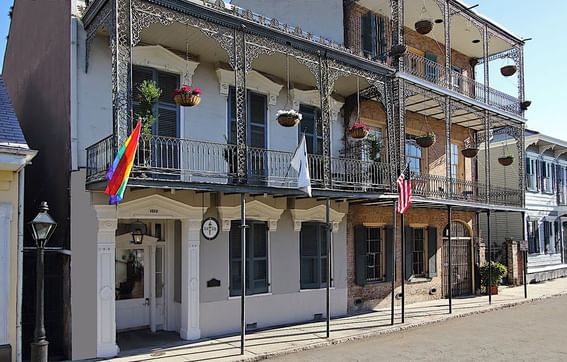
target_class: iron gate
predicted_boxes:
[443,232,473,298]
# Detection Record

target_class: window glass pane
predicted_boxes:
[115,249,144,300]
[228,87,237,144]
[254,260,267,282]
[253,224,267,257]
[250,126,265,148]
[300,224,318,256]
[249,93,266,125]
[300,258,317,285]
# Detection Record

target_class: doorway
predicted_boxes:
[443,221,473,297]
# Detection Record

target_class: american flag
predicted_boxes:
[396,165,412,214]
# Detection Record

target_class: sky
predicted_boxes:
[0,0,565,139]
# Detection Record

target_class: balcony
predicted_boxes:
[412,173,522,207]
[403,52,521,116]
[86,135,391,194]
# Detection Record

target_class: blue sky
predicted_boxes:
[0,0,564,139]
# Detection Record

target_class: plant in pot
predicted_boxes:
[135,80,162,168]
[480,261,507,295]
[415,132,436,148]
[462,136,479,158]
[500,65,517,77]
[498,155,514,166]
[348,122,370,140]
[172,85,202,107]
[276,109,302,127]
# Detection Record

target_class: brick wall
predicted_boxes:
[347,205,476,311]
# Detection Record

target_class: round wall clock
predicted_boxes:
[201,217,220,240]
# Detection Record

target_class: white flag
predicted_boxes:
[290,134,312,197]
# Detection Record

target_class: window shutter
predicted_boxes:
[404,226,413,280]
[354,225,368,286]
[428,226,437,277]
[361,13,371,55]
[370,13,378,57]
[385,225,394,282]
[377,16,386,59]
[536,159,541,191]
[424,52,438,80]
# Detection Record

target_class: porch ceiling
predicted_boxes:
[356,0,517,59]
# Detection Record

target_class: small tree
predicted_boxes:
[480,261,507,288]
[135,80,162,135]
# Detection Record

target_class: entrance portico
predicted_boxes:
[94,193,208,358]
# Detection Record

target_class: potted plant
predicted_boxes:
[415,132,436,148]
[135,80,162,168]
[498,155,514,166]
[415,19,433,35]
[480,261,507,295]
[173,85,202,107]
[276,109,302,127]
[461,147,479,158]
[348,122,370,140]
[500,65,517,77]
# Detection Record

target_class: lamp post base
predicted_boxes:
[30,340,48,362]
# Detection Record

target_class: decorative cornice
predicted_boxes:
[217,200,284,231]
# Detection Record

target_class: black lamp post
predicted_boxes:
[28,202,57,362]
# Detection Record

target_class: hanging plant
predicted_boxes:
[415,19,433,35]
[498,155,514,166]
[416,132,436,148]
[173,85,202,107]
[461,147,479,158]
[520,100,532,111]
[276,109,302,127]
[135,80,162,136]
[500,65,517,77]
[348,122,370,140]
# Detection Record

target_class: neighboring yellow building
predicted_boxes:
[0,77,36,362]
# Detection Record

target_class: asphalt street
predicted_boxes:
[271,295,567,362]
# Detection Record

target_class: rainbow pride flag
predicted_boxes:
[104,120,142,204]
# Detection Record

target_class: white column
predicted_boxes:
[0,203,12,346]
[180,219,201,340]
[149,244,157,333]
[94,205,119,358]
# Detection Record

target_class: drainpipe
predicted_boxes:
[16,168,25,362]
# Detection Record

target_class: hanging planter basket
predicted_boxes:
[174,94,201,107]
[500,65,517,77]
[462,147,479,158]
[348,123,370,140]
[415,20,433,35]
[498,156,514,166]
[390,44,407,57]
[415,134,436,148]
[276,110,302,127]
[520,100,532,111]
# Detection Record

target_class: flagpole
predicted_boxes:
[325,197,331,338]
[400,211,405,324]
[240,193,247,355]
[391,200,396,325]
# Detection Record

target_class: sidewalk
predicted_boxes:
[106,277,567,362]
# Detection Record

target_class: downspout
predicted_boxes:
[70,15,79,171]
[16,168,24,362]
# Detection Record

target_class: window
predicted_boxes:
[450,143,459,179]
[424,52,438,82]
[228,87,267,148]
[229,221,269,296]
[412,228,426,277]
[542,161,553,194]
[362,127,383,162]
[361,12,386,60]
[299,104,323,155]
[133,67,179,137]
[558,166,567,205]
[405,135,422,175]
[543,221,552,253]
[300,222,329,289]
[366,228,384,282]
[527,220,540,254]
[526,158,537,191]
[451,66,463,91]
[407,47,425,75]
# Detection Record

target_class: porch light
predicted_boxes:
[28,201,57,248]
[131,221,146,245]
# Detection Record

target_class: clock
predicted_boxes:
[201,217,220,240]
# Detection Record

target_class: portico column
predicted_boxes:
[180,219,201,340]
[94,205,119,358]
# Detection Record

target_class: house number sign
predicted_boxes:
[202,217,220,240]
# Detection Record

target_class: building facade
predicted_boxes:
[0,77,36,362]
[3,0,527,360]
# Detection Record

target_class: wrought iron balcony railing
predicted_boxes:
[402,53,521,116]
[86,135,391,193]
[411,173,522,207]
[86,135,521,206]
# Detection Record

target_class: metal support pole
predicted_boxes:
[447,205,452,314]
[391,201,396,325]
[31,246,48,362]
[487,209,492,304]
[240,194,247,355]
[400,212,405,324]
[521,211,528,299]
[326,198,331,338]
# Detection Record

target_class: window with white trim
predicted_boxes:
[526,157,537,191]
[542,161,553,194]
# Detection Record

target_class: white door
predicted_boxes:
[116,248,150,330]
[154,245,165,329]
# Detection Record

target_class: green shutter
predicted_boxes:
[385,225,394,282]
[404,226,413,280]
[354,225,368,286]
[428,226,438,277]
[424,52,438,80]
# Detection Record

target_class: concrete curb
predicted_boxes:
[236,291,567,362]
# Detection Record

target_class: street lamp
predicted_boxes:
[28,201,57,362]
